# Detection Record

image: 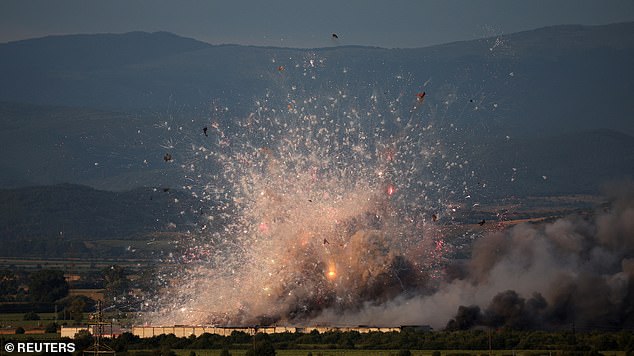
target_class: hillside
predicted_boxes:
[0,23,633,195]
[0,183,209,258]
[0,23,632,135]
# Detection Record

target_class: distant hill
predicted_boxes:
[0,23,632,136]
[0,31,210,71]
[1,98,632,196]
[0,183,209,258]
[0,101,190,190]
[0,23,633,195]
[461,129,634,198]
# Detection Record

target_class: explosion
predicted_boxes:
[146,71,461,326]
[142,55,634,330]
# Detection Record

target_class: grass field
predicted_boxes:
[149,350,627,356]
[0,313,58,328]
[0,257,159,271]
[167,351,430,356]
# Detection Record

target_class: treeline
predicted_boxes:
[0,267,142,318]
[68,329,634,355]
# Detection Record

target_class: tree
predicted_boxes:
[15,326,25,334]
[111,332,140,352]
[73,330,93,352]
[23,311,40,320]
[102,265,130,304]
[159,345,177,356]
[28,269,69,302]
[245,339,276,356]
[67,297,86,323]
[45,323,58,333]
[0,269,19,299]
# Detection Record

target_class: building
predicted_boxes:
[62,325,429,339]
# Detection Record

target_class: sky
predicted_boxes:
[1,0,634,48]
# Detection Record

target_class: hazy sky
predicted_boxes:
[1,0,634,48]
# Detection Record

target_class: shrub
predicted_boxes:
[45,322,58,333]
[23,311,40,320]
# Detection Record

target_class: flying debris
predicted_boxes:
[259,147,273,155]
[163,153,172,162]
[416,92,426,103]
[277,65,285,72]
[147,74,464,328]
[203,126,208,137]
[332,33,339,39]
[163,188,170,193]
[478,219,486,226]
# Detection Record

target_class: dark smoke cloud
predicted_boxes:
[446,182,634,330]
[447,291,547,330]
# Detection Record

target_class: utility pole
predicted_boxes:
[252,325,259,352]
[84,301,115,356]
[488,328,492,356]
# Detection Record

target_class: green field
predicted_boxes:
[0,312,58,328]
[149,350,628,356]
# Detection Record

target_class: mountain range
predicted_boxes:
[1,23,633,253]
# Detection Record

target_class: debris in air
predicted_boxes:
[478,219,486,226]
[431,214,438,222]
[416,92,426,103]
[332,33,339,39]
[323,238,330,245]
[203,126,208,137]
[277,65,285,72]
[163,153,172,162]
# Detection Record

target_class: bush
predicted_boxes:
[159,346,176,356]
[45,322,58,333]
[433,351,442,356]
[23,311,40,320]
[245,339,276,356]
[398,350,412,356]
[15,326,25,334]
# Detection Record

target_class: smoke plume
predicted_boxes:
[442,182,634,330]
